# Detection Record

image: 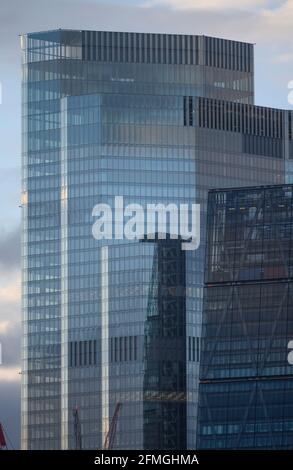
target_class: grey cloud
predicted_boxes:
[0,287,20,324]
[0,225,20,270]
[0,168,20,230]
[0,322,21,367]
[0,0,260,42]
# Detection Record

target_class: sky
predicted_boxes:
[0,0,293,449]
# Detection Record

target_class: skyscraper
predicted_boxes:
[198,184,293,449]
[21,30,292,449]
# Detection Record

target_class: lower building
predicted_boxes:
[142,236,187,450]
[197,184,293,449]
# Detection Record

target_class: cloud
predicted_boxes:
[259,0,293,40]
[0,226,21,370]
[0,321,10,334]
[0,269,21,369]
[0,225,20,270]
[143,0,271,12]
[0,225,21,315]
[0,277,20,304]
[0,381,20,449]
[0,319,21,372]
[0,366,20,382]
[0,168,20,228]
[274,52,293,63]
[0,297,20,331]
[0,321,21,366]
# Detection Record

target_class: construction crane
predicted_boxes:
[103,402,122,450]
[0,423,7,450]
[73,407,82,450]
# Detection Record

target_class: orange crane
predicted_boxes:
[72,402,122,450]
[0,423,7,450]
[103,403,122,450]
[73,407,82,450]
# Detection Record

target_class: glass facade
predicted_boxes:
[21,29,293,449]
[197,185,293,449]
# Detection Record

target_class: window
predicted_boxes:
[69,340,97,367]
[110,335,139,362]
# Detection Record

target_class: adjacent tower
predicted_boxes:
[198,185,293,449]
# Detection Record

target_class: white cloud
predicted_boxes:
[0,266,21,370]
[0,321,21,367]
[273,52,293,63]
[0,321,10,334]
[0,366,20,382]
[0,277,20,305]
[259,0,293,40]
[143,0,273,12]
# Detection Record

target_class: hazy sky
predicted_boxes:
[0,0,293,449]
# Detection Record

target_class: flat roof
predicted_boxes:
[21,29,254,46]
